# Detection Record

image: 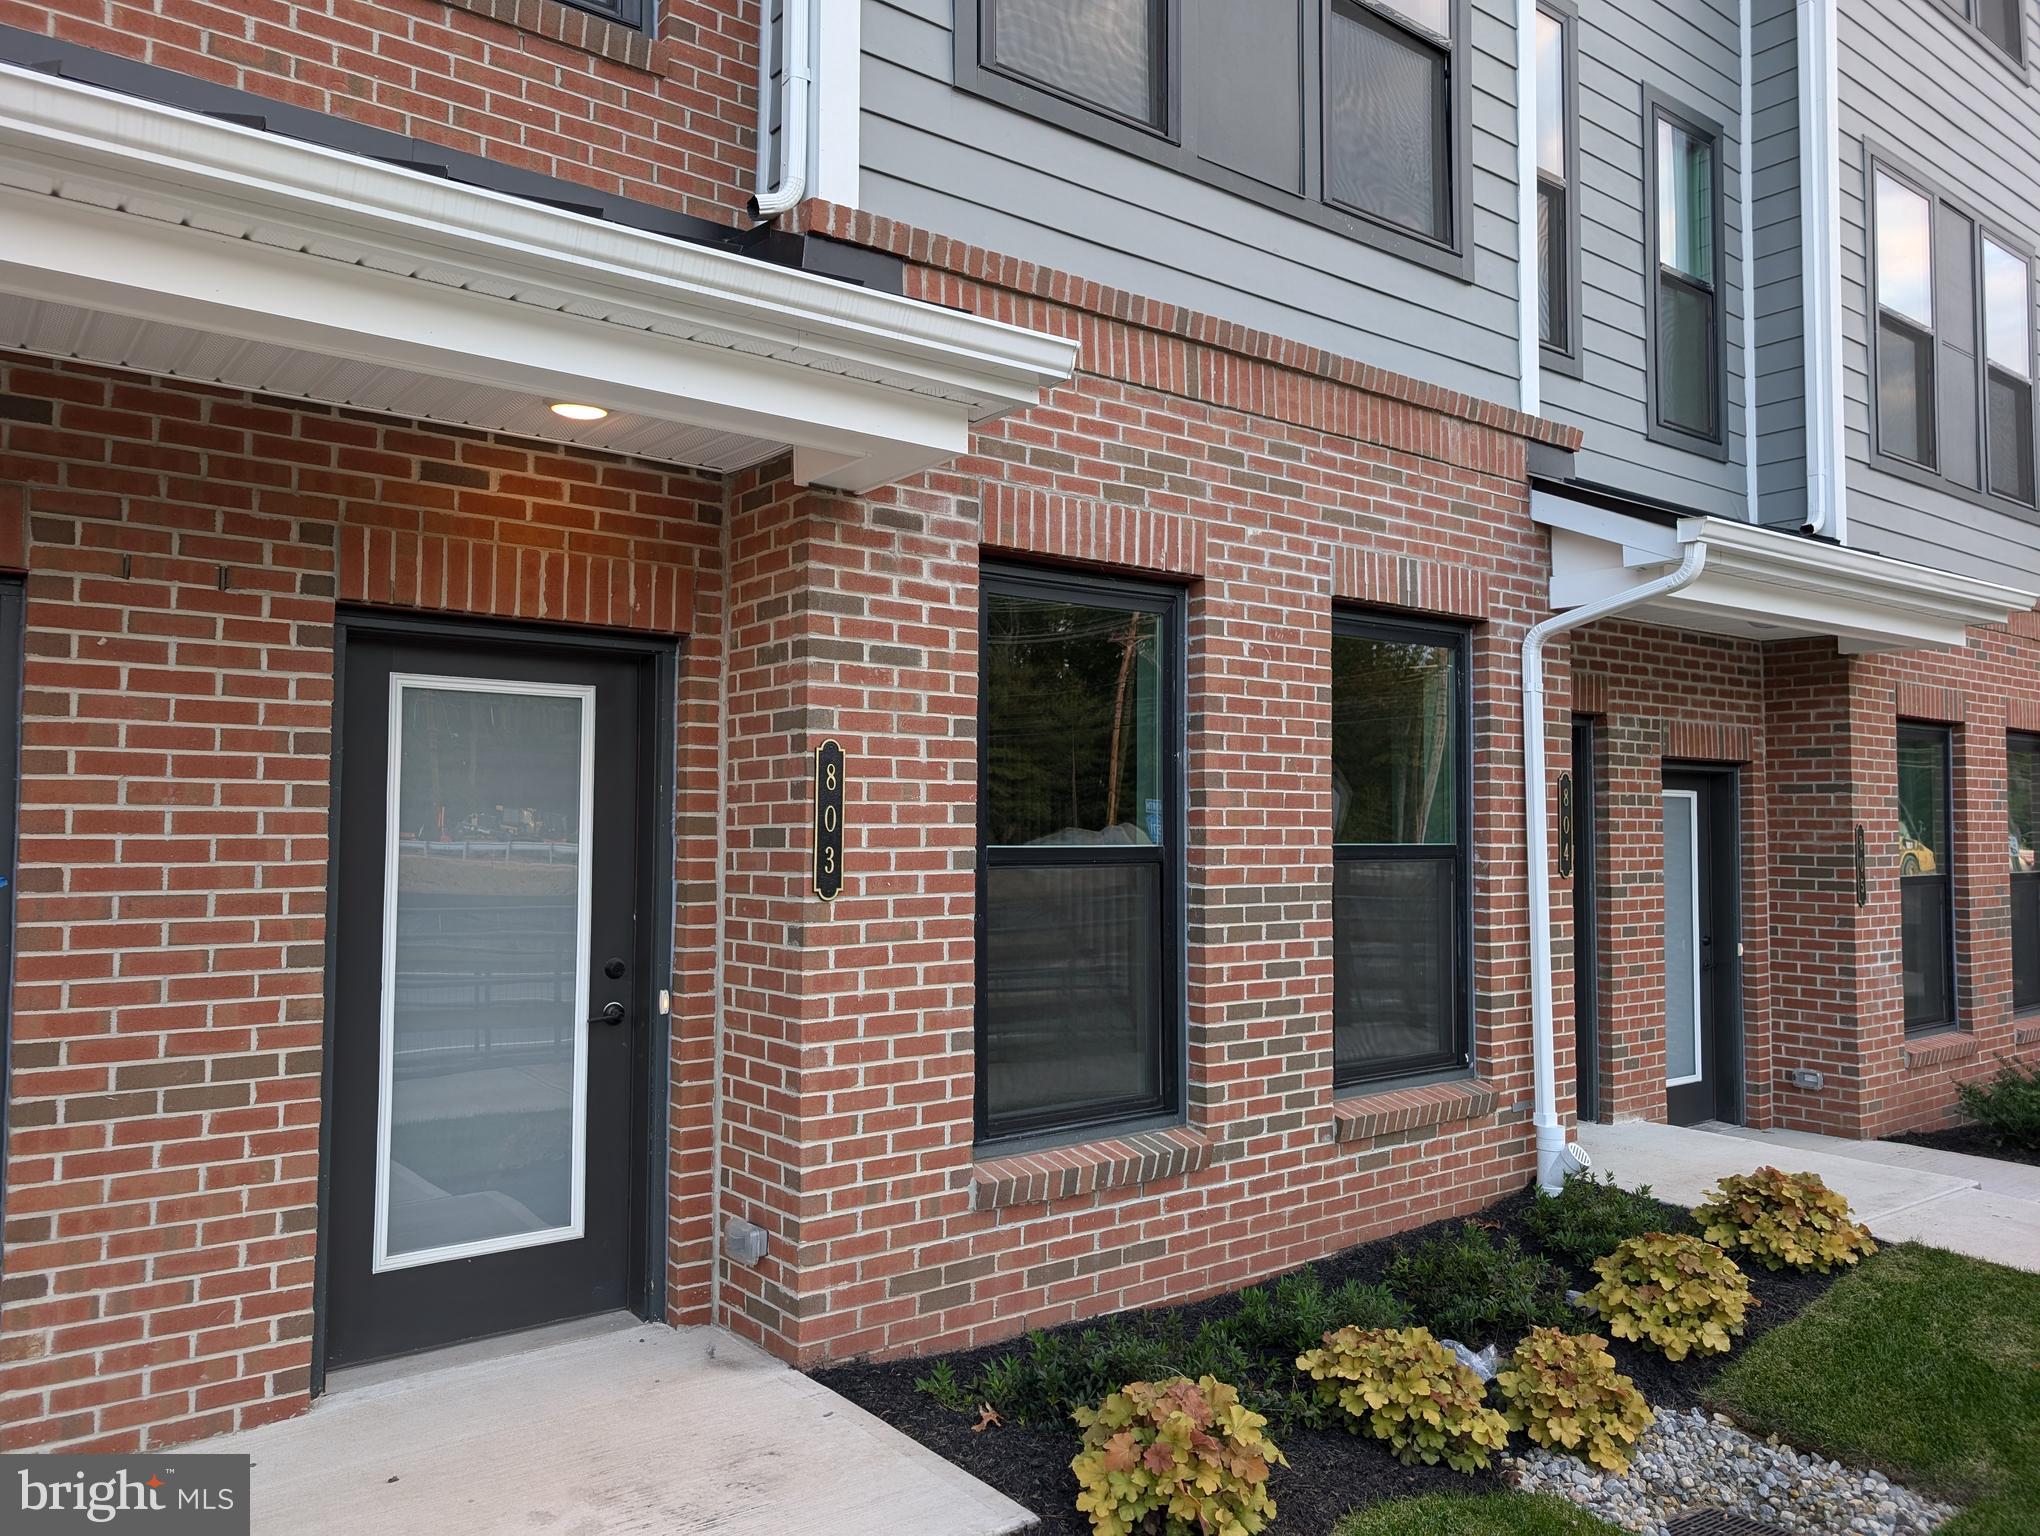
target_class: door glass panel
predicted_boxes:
[1663,791,1701,1086]
[377,678,594,1271]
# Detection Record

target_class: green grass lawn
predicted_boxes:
[1334,1491,1621,1536]
[1706,1243,2040,1536]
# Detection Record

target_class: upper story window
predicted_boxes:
[1325,0,1454,244]
[1869,153,2038,514]
[1536,0,1581,374]
[1934,0,2026,66]
[956,1,1471,278]
[982,0,1168,131]
[1643,90,1727,457]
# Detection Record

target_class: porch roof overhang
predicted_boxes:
[1532,489,2036,652]
[0,64,1079,492]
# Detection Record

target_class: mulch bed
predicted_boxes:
[811,1183,1845,1535]
[1884,1122,2040,1168]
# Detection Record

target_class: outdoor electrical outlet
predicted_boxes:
[1788,1067,1825,1091]
[725,1218,771,1267]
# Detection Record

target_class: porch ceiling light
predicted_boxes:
[549,402,609,422]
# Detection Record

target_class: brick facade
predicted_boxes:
[0,0,2035,1456]
[1570,618,2039,1139]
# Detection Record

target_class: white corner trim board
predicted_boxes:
[0,64,1074,491]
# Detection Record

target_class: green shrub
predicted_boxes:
[1494,1327,1655,1475]
[1295,1326,1511,1473]
[1523,1171,1675,1267]
[1956,1058,2040,1152]
[1228,1267,1406,1360]
[1386,1223,1573,1344]
[1696,1167,1877,1273]
[1580,1232,1754,1361]
[912,1358,975,1413]
[1071,1375,1285,1536]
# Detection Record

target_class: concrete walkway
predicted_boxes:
[1574,1119,2040,1273]
[214,1318,1036,1536]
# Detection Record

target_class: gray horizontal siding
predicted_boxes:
[859,0,1522,406]
[1749,0,1805,527]
[1837,0,2040,586]
[1541,0,1749,517]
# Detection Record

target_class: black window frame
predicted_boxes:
[1866,145,2040,521]
[561,0,650,34]
[1331,610,1474,1090]
[1898,722,1958,1036]
[973,563,1187,1149]
[1642,85,1730,460]
[2010,731,2040,1013]
[1536,0,1583,378]
[1928,0,2028,73]
[0,579,19,1239]
[953,0,1475,281]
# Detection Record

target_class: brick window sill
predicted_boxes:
[2016,1022,2040,1048]
[1903,1031,1979,1070]
[438,0,656,72]
[1330,1076,1498,1145]
[971,1125,1218,1212]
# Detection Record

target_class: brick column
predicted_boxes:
[714,464,982,1362]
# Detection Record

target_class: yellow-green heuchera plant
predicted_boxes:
[1494,1326,1656,1475]
[1580,1232,1755,1360]
[1696,1166,1878,1272]
[1070,1375,1286,1536]
[1294,1326,1511,1473]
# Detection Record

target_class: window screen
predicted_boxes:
[984,0,1166,127]
[1874,169,1939,470]
[1325,0,1453,243]
[2011,734,2040,1012]
[1535,8,1571,354]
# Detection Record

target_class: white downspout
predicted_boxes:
[1739,0,1759,522]
[1515,0,1540,417]
[1524,540,1708,1192]
[751,0,811,219]
[1796,0,1845,538]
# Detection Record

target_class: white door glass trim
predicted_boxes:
[1662,788,1704,1088]
[371,673,598,1275]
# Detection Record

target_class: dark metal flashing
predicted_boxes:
[0,24,905,297]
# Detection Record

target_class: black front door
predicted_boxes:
[326,624,652,1368]
[1662,768,1742,1126]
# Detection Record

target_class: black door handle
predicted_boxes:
[589,1000,627,1027]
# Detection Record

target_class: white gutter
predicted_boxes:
[1796,0,1846,538]
[1515,0,1541,416]
[1523,542,1708,1192]
[752,0,811,219]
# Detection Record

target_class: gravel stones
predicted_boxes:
[1502,1406,1957,1536]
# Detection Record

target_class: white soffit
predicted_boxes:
[0,64,1078,492]
[1533,490,2036,653]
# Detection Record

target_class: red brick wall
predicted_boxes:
[0,358,723,1450]
[1570,618,2040,1139]
[4,0,759,223]
[702,251,1567,1367]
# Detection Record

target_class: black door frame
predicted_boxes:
[1662,763,1744,1125]
[1571,715,1599,1123]
[310,609,678,1395]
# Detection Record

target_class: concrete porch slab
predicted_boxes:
[212,1322,1038,1536]
[1574,1120,2040,1273]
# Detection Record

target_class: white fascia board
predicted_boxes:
[0,190,964,479]
[0,65,1074,485]
[1538,488,2036,646]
